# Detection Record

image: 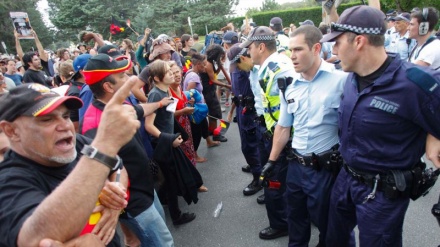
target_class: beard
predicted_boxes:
[32,149,77,166]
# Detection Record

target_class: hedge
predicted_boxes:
[229,2,362,28]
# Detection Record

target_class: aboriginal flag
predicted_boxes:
[110,16,125,35]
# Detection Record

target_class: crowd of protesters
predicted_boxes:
[0,0,440,246]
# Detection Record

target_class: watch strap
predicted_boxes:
[81,145,121,171]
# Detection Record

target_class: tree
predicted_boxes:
[0,0,54,55]
[261,0,281,11]
[130,0,238,38]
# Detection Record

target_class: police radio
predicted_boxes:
[419,8,429,36]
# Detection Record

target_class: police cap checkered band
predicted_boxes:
[331,23,383,35]
[320,5,386,43]
[239,26,275,48]
[227,44,248,64]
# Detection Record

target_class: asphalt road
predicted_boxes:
[165,108,440,247]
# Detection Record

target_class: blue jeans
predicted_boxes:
[120,191,174,247]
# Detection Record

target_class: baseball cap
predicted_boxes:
[98,44,123,58]
[73,54,92,72]
[240,26,276,48]
[72,54,92,79]
[82,54,131,85]
[0,83,83,122]
[270,17,283,27]
[15,61,23,70]
[223,31,239,44]
[320,5,387,43]
[300,19,315,26]
[393,12,411,22]
[227,43,248,64]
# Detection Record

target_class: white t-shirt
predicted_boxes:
[409,38,440,70]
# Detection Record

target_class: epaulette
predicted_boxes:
[406,67,439,94]
[268,61,280,74]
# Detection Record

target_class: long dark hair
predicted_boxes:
[205,44,225,74]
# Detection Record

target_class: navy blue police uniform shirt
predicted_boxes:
[338,54,440,173]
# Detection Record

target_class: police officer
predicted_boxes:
[265,25,347,246]
[320,6,440,246]
[269,17,291,57]
[224,36,263,195]
[240,26,296,240]
[385,12,415,61]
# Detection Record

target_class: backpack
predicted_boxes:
[201,31,223,54]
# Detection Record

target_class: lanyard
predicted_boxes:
[408,36,435,62]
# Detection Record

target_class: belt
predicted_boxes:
[292,145,340,170]
[343,163,385,189]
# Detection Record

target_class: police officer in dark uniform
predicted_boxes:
[321,6,440,246]
[240,26,296,240]
[226,42,263,196]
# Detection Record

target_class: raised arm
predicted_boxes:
[32,30,48,62]
[17,79,139,246]
[14,30,24,61]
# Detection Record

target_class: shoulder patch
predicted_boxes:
[268,62,280,73]
[406,67,439,94]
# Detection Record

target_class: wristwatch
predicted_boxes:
[81,145,122,171]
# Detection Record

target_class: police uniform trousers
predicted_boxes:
[236,105,262,176]
[286,159,336,247]
[326,168,410,247]
[259,124,288,230]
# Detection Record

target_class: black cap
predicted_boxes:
[0,83,83,122]
[98,44,123,58]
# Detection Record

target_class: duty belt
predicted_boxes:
[290,144,341,172]
[342,162,436,201]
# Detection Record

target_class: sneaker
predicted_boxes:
[213,135,227,142]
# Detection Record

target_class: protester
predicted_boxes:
[81,54,175,246]
[145,60,203,226]
[201,44,231,142]
[4,59,22,86]
[22,51,52,87]
[192,34,204,53]
[169,61,196,165]
[0,81,139,246]
[183,53,221,163]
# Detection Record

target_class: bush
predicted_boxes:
[229,2,362,28]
